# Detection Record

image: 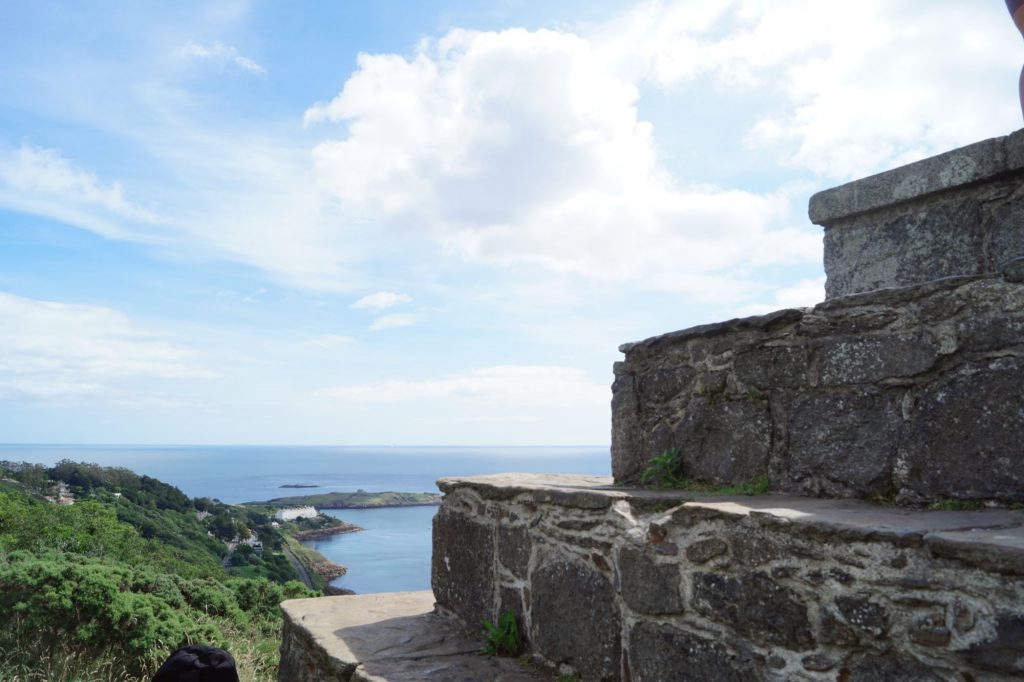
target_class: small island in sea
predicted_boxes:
[246,489,442,509]
[279,483,320,488]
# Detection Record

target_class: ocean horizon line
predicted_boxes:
[0,442,610,451]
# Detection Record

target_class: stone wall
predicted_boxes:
[432,474,1024,682]
[611,265,1024,505]
[810,131,1024,299]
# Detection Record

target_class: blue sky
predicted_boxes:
[0,0,1020,445]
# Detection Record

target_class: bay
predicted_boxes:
[0,444,610,591]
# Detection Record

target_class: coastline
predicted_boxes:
[290,523,363,540]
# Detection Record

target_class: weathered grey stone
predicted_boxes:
[674,397,771,485]
[611,367,642,483]
[909,613,951,647]
[615,271,1024,502]
[801,654,837,672]
[959,614,1024,674]
[835,596,889,638]
[628,622,761,682]
[821,198,989,299]
[427,475,1024,682]
[638,366,695,404]
[788,391,901,497]
[810,133,1024,298]
[1004,256,1024,283]
[844,653,943,681]
[898,356,1024,503]
[619,546,683,614]
[685,536,728,564]
[809,136,1008,224]
[819,334,938,385]
[278,592,546,682]
[692,571,814,650]
[727,526,785,567]
[497,525,531,578]
[531,552,620,681]
[820,609,859,646]
[734,345,809,389]
[352,656,542,682]
[432,508,494,626]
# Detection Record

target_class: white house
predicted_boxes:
[275,506,318,522]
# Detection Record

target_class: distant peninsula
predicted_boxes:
[279,484,320,489]
[246,490,442,509]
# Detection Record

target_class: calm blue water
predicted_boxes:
[310,507,438,593]
[0,444,609,592]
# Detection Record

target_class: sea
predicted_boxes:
[0,444,609,594]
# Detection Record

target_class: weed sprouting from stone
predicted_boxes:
[640,448,770,495]
[480,609,522,657]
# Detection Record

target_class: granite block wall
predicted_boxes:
[611,266,1024,505]
[432,475,1024,682]
[810,131,1024,299]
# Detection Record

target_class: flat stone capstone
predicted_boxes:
[809,131,1024,298]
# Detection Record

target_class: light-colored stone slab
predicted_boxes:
[438,473,1024,551]
[808,130,1024,224]
[279,591,545,681]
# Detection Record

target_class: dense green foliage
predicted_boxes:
[0,462,319,680]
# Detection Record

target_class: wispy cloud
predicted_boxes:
[0,292,215,404]
[320,365,606,407]
[179,40,266,75]
[734,276,826,317]
[309,334,355,348]
[0,145,164,240]
[351,291,412,311]
[370,313,416,331]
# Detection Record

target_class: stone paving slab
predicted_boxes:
[279,591,546,682]
[438,473,1024,550]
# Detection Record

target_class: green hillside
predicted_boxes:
[0,460,318,681]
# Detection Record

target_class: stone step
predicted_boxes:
[279,591,547,682]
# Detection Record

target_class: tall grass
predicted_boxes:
[0,619,282,682]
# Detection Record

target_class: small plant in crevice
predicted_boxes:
[555,673,582,682]
[480,609,522,657]
[640,449,770,496]
[640,447,687,489]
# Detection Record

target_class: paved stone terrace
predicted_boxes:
[279,591,548,682]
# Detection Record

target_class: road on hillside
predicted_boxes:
[282,544,314,590]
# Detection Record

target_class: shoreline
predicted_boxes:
[316,501,441,510]
[290,523,363,541]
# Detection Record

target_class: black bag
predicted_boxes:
[152,644,240,682]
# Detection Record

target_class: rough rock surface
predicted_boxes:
[612,273,1024,504]
[809,130,1024,298]
[530,552,621,681]
[431,474,1024,681]
[278,592,545,682]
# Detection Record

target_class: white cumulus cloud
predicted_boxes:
[734,276,825,316]
[600,0,1019,179]
[304,27,821,297]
